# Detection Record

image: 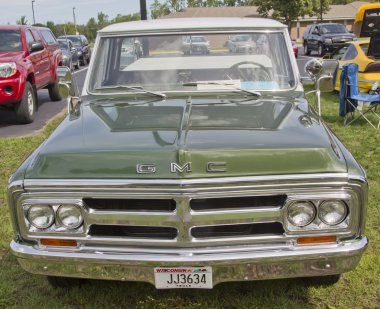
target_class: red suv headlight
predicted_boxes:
[0,62,17,78]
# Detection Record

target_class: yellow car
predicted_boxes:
[325,3,380,92]
[327,39,380,91]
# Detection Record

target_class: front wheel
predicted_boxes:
[304,43,311,56]
[48,80,62,101]
[303,274,341,286]
[15,81,36,124]
[47,276,87,288]
[318,43,325,57]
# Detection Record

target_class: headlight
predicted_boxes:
[27,205,55,229]
[62,54,68,60]
[77,51,82,55]
[57,205,83,229]
[287,201,316,227]
[319,200,347,225]
[324,38,333,44]
[0,62,17,78]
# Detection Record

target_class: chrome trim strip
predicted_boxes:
[23,173,350,190]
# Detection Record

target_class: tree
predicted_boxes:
[16,16,28,25]
[97,11,109,29]
[46,21,57,36]
[150,0,170,19]
[255,0,329,31]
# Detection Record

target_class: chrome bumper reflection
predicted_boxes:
[11,237,368,286]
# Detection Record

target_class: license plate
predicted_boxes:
[154,267,212,289]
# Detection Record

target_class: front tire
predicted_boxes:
[303,274,341,286]
[47,276,87,288]
[304,43,311,56]
[15,81,36,124]
[318,43,325,57]
[48,80,62,101]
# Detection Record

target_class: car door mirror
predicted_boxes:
[57,66,81,116]
[30,42,44,53]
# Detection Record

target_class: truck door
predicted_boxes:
[31,29,51,86]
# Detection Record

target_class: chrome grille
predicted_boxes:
[16,174,360,248]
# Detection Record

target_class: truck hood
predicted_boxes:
[0,51,25,63]
[25,97,347,179]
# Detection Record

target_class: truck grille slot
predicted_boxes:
[190,195,287,211]
[89,225,178,239]
[191,222,284,238]
[83,198,176,212]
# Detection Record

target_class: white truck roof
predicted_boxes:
[99,17,287,35]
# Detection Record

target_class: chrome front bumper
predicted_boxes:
[11,237,368,287]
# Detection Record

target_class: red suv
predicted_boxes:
[0,25,63,123]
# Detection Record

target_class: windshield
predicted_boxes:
[89,32,295,94]
[65,36,82,46]
[58,40,69,50]
[321,24,348,34]
[0,30,22,51]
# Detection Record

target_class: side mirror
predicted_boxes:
[57,66,80,115]
[30,42,44,53]
[304,59,338,116]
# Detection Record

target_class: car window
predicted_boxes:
[359,43,369,54]
[31,29,42,42]
[320,24,348,34]
[341,45,357,61]
[0,30,22,51]
[332,45,348,60]
[64,36,82,47]
[25,29,36,50]
[40,30,57,45]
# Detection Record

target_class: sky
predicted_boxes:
[0,0,156,25]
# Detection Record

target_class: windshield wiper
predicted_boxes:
[95,85,166,99]
[182,81,261,97]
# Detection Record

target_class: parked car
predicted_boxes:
[182,35,210,54]
[323,3,380,91]
[227,34,256,53]
[292,40,299,58]
[58,34,91,65]
[57,39,80,71]
[0,25,62,123]
[9,18,368,289]
[303,23,356,56]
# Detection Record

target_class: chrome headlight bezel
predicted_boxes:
[318,200,348,226]
[56,204,84,230]
[27,205,55,229]
[287,201,316,227]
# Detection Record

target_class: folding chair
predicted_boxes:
[339,63,380,129]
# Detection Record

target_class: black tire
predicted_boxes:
[81,56,87,66]
[318,43,325,57]
[48,80,62,101]
[75,59,80,70]
[47,276,87,288]
[303,274,341,286]
[15,81,36,124]
[304,43,311,56]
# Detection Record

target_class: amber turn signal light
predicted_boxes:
[297,235,337,245]
[40,239,78,247]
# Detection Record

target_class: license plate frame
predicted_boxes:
[154,267,213,289]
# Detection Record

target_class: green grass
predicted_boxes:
[0,92,379,309]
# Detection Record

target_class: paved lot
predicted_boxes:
[0,67,88,138]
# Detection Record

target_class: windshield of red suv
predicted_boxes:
[321,24,348,34]
[0,30,22,51]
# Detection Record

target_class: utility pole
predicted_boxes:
[31,0,36,25]
[320,0,323,22]
[73,7,77,34]
[140,0,147,20]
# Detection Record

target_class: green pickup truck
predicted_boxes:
[8,18,368,289]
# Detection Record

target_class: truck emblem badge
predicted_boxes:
[171,162,192,173]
